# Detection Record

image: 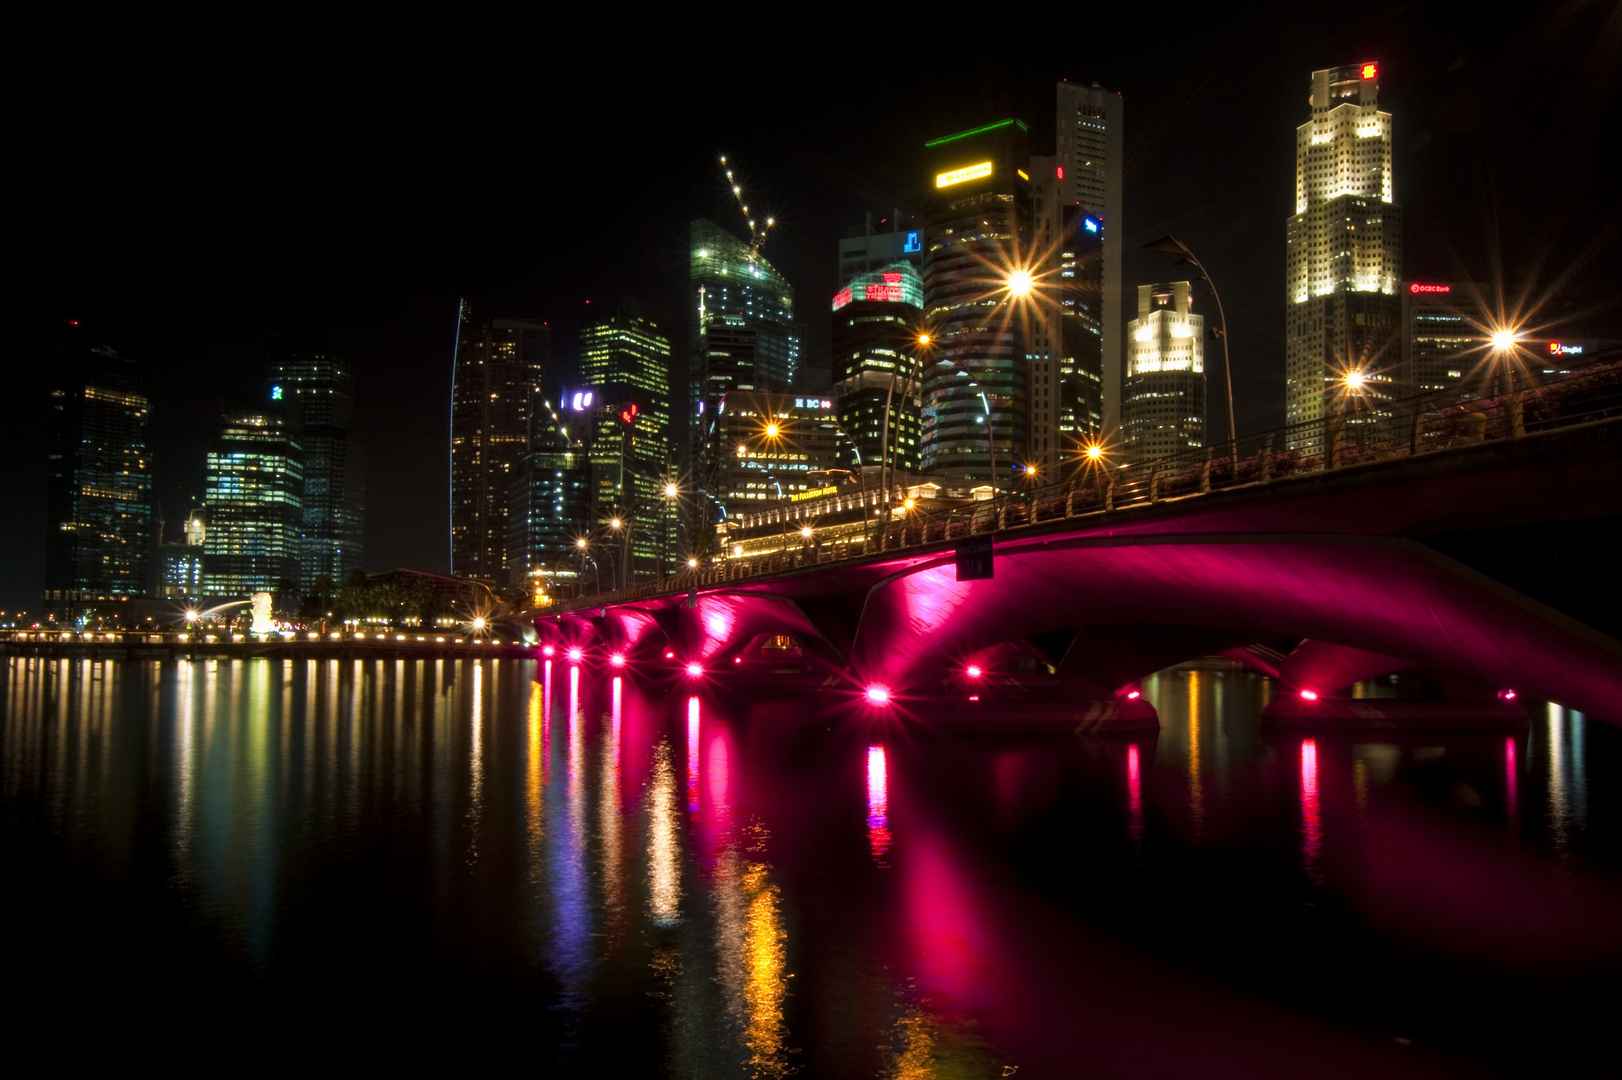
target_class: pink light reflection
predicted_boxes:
[686,695,701,815]
[865,685,891,705]
[866,745,892,865]
[903,834,997,1011]
[1300,738,1324,885]
[1505,736,1519,825]
[1299,689,1319,701]
[1126,743,1143,855]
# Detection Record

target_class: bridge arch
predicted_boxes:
[847,533,1622,710]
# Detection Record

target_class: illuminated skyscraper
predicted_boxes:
[269,338,363,588]
[508,397,593,602]
[1123,282,1205,461]
[832,261,925,476]
[921,118,1032,486]
[1029,158,1105,477]
[712,392,842,519]
[690,219,801,532]
[1055,81,1124,434]
[1285,63,1402,442]
[449,305,551,583]
[580,296,673,583]
[43,331,153,621]
[203,393,303,598]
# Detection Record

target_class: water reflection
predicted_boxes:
[3,657,1619,1075]
[647,738,681,925]
[866,744,892,866]
[1126,742,1143,861]
[1300,738,1324,886]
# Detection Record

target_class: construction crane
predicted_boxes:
[719,155,775,257]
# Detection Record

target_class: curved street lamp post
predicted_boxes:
[1145,236,1237,445]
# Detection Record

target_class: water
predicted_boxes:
[3,655,1619,1075]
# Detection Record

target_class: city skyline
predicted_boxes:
[10,9,1619,609]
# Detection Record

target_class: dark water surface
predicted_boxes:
[4,656,1619,1075]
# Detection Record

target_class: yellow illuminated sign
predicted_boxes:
[1017,169,1029,180]
[789,485,839,503]
[935,161,993,188]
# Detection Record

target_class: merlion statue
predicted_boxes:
[250,592,275,636]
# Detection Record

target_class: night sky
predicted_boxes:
[11,5,1619,610]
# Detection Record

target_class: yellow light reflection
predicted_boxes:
[526,679,545,864]
[1187,670,1204,836]
[741,858,788,1076]
[647,739,682,925]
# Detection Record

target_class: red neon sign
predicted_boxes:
[1361,63,1377,80]
[866,285,900,302]
[620,402,639,425]
[832,287,853,311]
[882,271,902,284]
[1409,283,1451,294]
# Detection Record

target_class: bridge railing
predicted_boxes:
[552,360,1621,613]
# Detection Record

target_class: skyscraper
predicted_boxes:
[1029,159,1106,477]
[1055,81,1123,435]
[1123,282,1206,462]
[270,338,364,588]
[1285,63,1402,442]
[711,392,843,519]
[690,219,801,531]
[838,211,924,283]
[203,394,303,598]
[580,296,673,583]
[1401,281,1489,397]
[831,261,925,476]
[449,305,551,583]
[507,392,593,602]
[43,331,153,622]
[920,118,1033,485]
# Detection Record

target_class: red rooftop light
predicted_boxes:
[1361,62,1377,80]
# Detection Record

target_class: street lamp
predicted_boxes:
[1146,236,1237,445]
[661,480,680,580]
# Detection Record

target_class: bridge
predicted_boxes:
[535,365,1622,727]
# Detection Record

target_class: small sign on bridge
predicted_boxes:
[956,537,994,581]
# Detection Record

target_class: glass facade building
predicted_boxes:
[689,219,801,530]
[580,297,673,583]
[508,443,593,602]
[832,262,925,477]
[450,305,551,583]
[43,336,153,621]
[711,393,842,523]
[1055,81,1124,435]
[203,395,303,598]
[270,338,364,588]
[921,119,1032,484]
[1401,282,1490,397]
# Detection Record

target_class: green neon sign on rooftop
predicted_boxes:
[924,118,1029,148]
